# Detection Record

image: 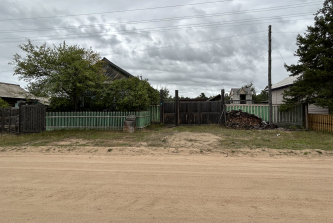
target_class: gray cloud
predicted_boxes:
[0,0,324,97]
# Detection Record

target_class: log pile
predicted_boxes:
[226,110,272,130]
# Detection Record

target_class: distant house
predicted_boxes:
[101,57,133,81]
[0,82,48,107]
[229,87,253,104]
[271,75,329,114]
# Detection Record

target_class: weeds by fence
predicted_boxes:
[308,114,333,132]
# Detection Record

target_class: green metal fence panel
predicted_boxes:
[226,104,303,126]
[45,106,159,131]
[147,105,160,123]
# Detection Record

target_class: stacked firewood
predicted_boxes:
[226,110,269,130]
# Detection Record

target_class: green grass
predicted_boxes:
[0,125,332,151]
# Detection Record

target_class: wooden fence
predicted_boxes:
[308,114,333,132]
[0,107,19,134]
[0,105,45,134]
[226,104,304,126]
[45,111,152,131]
[20,105,46,133]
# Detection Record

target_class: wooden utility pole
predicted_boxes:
[221,89,225,125]
[268,25,273,127]
[175,90,179,126]
[160,90,164,124]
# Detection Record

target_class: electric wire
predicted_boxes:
[0,2,321,34]
[0,13,315,43]
[272,37,287,64]
[225,50,268,75]
[0,0,233,22]
[110,31,266,56]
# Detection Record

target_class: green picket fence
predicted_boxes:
[46,111,152,131]
[226,104,303,126]
[147,105,160,123]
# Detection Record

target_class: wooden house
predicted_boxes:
[0,82,48,107]
[101,57,133,81]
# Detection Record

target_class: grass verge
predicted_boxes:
[0,125,332,151]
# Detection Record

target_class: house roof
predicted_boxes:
[272,75,300,90]
[0,82,28,99]
[207,94,221,101]
[230,87,252,95]
[101,57,134,81]
[0,82,49,105]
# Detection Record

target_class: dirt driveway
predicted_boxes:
[0,152,332,223]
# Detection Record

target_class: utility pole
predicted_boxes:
[268,25,273,127]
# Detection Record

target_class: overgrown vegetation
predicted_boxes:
[0,125,332,151]
[0,98,9,107]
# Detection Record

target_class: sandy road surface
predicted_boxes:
[0,154,332,223]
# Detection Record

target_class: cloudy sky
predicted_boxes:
[0,0,324,98]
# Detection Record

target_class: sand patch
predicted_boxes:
[167,132,221,149]
[51,138,92,146]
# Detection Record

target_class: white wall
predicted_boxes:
[272,87,287,105]
[308,104,329,114]
[272,87,329,114]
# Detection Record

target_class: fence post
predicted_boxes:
[175,90,179,126]
[303,103,308,129]
[18,103,24,134]
[1,108,3,134]
[160,90,164,124]
[220,89,225,125]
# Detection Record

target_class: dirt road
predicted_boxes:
[0,153,332,222]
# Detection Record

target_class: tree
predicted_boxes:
[242,83,256,95]
[98,77,159,111]
[282,0,333,112]
[0,98,9,107]
[10,40,106,111]
[160,87,171,99]
[242,83,268,103]
[196,93,208,99]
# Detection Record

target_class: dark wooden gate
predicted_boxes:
[19,105,46,133]
[0,105,46,134]
[179,101,222,124]
[161,90,226,125]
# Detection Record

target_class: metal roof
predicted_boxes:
[272,75,300,90]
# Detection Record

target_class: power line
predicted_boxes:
[225,50,268,75]
[0,2,321,34]
[272,37,286,64]
[110,31,266,56]
[0,13,315,43]
[0,0,233,22]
